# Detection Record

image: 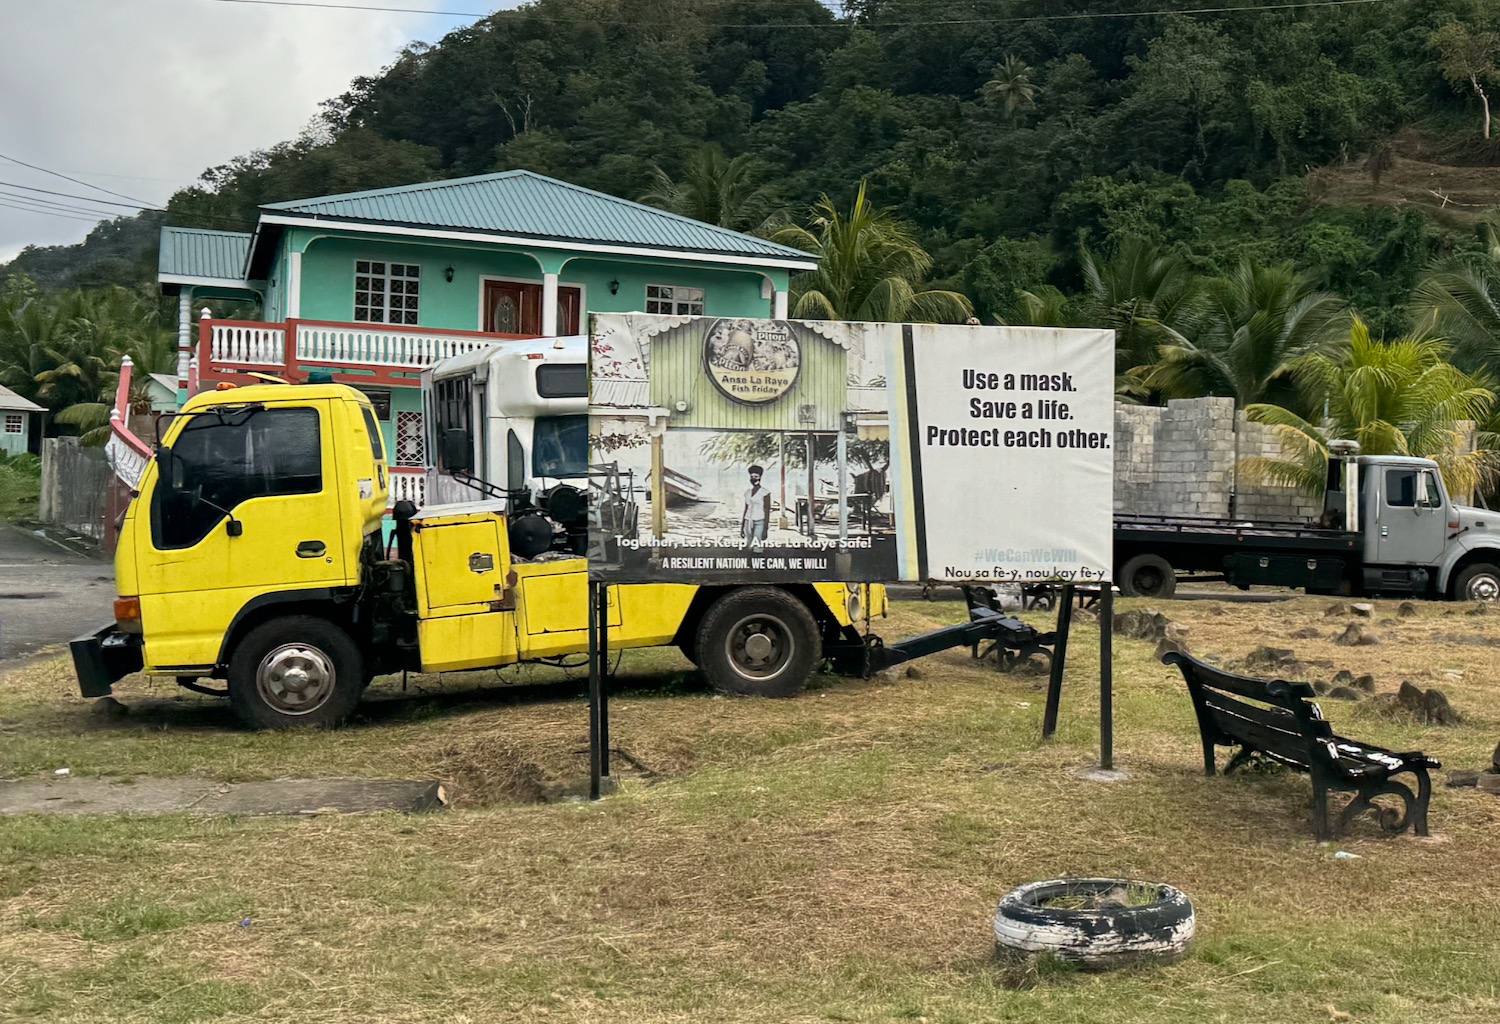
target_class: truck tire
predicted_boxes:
[227,616,363,730]
[697,588,821,698]
[1119,554,1176,599]
[1452,562,1500,603]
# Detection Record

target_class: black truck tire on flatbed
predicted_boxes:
[1119,554,1177,599]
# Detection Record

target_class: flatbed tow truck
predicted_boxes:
[71,379,1053,728]
[1113,441,1500,602]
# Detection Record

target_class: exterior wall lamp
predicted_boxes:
[444,265,455,283]
[609,278,620,295]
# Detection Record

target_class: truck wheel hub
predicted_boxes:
[728,614,789,676]
[1470,575,1499,601]
[258,644,336,714]
[744,632,775,661]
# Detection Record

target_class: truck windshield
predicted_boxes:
[151,407,322,550]
[533,415,587,479]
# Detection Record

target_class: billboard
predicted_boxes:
[587,314,1113,585]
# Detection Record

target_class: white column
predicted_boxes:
[773,288,789,320]
[541,272,559,337]
[287,250,303,318]
[176,292,192,396]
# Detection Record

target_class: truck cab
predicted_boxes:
[1351,454,1500,601]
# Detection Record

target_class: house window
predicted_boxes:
[355,261,420,325]
[395,411,426,468]
[646,285,704,316]
[3,414,22,434]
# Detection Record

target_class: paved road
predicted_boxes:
[0,525,114,661]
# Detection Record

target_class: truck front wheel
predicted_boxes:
[228,616,363,729]
[697,588,821,698]
[1119,554,1177,599]
[1452,563,1500,603]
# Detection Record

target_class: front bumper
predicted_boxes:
[69,623,144,698]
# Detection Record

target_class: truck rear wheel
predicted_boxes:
[1453,563,1500,603]
[697,588,821,698]
[1119,554,1176,599]
[228,616,363,730]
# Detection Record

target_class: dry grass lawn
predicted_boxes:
[2,594,1499,1023]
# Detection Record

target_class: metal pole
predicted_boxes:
[1099,585,1114,770]
[1042,584,1074,740]
[588,581,603,800]
[598,583,611,778]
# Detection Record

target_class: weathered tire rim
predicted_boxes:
[256,643,338,716]
[1465,571,1500,602]
[993,877,1194,969]
[725,613,793,680]
[1130,566,1167,597]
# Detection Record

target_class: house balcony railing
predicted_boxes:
[388,466,427,508]
[199,314,535,387]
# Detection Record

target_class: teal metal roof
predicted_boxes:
[259,171,817,265]
[158,226,253,281]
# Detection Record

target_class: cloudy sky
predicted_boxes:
[0,0,510,263]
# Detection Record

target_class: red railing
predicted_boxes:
[197,315,536,388]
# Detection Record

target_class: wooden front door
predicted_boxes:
[483,281,582,336]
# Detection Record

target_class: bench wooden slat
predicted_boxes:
[1161,649,1437,841]
[1165,653,1315,703]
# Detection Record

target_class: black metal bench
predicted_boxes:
[1161,650,1439,840]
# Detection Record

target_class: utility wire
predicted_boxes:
[0,198,109,224]
[0,180,164,212]
[0,188,138,219]
[0,151,156,206]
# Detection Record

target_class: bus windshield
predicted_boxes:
[533,415,588,478]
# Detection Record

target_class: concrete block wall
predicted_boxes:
[1114,397,1319,521]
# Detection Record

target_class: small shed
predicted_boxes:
[0,384,44,456]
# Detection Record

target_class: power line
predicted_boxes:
[0,151,156,206]
[0,189,125,218]
[0,180,162,212]
[0,198,110,224]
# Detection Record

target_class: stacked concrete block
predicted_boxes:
[1112,397,1316,522]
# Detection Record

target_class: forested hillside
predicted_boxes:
[6,0,1497,323]
[8,0,1500,474]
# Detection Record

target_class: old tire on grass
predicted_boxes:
[1119,554,1177,599]
[1452,562,1500,603]
[228,616,363,730]
[697,587,821,698]
[993,878,1194,970]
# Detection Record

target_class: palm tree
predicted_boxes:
[1079,238,1203,389]
[772,182,973,323]
[980,55,1037,125]
[638,145,781,234]
[1410,239,1500,374]
[1242,318,1498,499]
[1145,260,1348,412]
[1,283,174,444]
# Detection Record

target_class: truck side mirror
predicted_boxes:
[442,428,472,474]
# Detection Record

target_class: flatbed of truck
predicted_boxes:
[1115,513,1360,552]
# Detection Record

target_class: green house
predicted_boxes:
[156,171,818,506]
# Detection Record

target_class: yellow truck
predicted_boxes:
[70,381,896,729]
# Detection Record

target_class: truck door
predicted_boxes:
[135,401,348,669]
[1375,466,1446,565]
